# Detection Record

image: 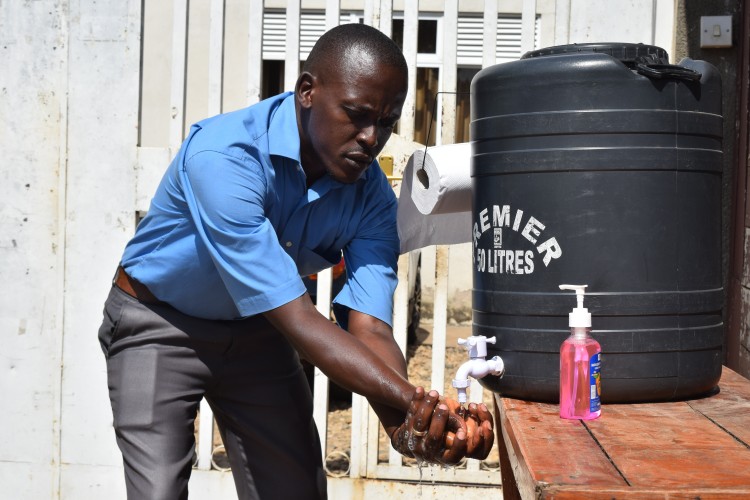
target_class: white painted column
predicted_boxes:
[247,0,264,105]
[60,0,143,496]
[554,0,571,45]
[483,0,499,68]
[0,0,69,496]
[170,0,189,152]
[325,0,341,29]
[521,0,537,55]
[284,0,301,92]
[441,0,458,146]
[400,0,418,139]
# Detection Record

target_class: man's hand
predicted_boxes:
[444,398,495,460]
[389,387,469,465]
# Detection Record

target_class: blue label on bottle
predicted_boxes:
[589,352,601,412]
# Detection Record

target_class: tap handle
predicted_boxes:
[457,336,495,358]
[457,336,496,345]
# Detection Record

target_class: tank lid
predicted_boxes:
[522,43,669,65]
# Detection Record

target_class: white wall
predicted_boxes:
[556,0,676,54]
[60,2,142,496]
[0,1,67,496]
[1,0,141,497]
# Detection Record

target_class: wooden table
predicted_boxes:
[493,366,750,499]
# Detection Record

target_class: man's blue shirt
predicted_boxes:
[121,92,399,326]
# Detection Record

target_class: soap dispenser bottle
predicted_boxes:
[559,284,601,420]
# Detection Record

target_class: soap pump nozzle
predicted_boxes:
[559,284,591,329]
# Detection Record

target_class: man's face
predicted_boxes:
[299,56,407,184]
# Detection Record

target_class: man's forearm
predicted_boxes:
[346,310,415,436]
[264,295,414,411]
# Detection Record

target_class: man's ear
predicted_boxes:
[296,72,315,109]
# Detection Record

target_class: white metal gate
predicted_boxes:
[134,0,543,490]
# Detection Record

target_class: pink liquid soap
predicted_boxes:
[560,327,601,420]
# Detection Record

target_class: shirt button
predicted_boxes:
[285,241,293,248]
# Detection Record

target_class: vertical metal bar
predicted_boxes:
[196,2,225,470]
[653,0,676,56]
[388,253,410,465]
[431,245,449,394]
[366,404,380,477]
[400,0,418,139]
[553,0,570,45]
[52,2,71,496]
[207,0,224,117]
[521,0,537,55]
[483,0,498,68]
[169,0,189,153]
[378,0,392,37]
[313,269,333,463]
[284,0,301,91]
[440,0,458,146]
[363,0,376,27]
[350,394,369,478]
[465,379,484,471]
[197,399,214,470]
[325,0,340,30]
[247,0,263,105]
[313,269,333,325]
[391,254,410,357]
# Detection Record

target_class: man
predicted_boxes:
[98,23,493,499]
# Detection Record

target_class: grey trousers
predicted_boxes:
[98,285,327,500]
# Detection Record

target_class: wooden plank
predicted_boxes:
[495,396,521,500]
[546,486,750,499]
[497,368,750,499]
[586,401,750,489]
[686,366,750,447]
[495,397,626,497]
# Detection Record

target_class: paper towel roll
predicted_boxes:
[410,143,472,215]
[397,143,473,254]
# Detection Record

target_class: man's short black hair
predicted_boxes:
[303,23,407,78]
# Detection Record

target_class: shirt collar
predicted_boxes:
[268,92,300,161]
[268,91,374,193]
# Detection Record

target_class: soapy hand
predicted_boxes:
[389,387,469,465]
[443,398,495,460]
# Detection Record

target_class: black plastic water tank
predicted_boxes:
[470,43,723,403]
